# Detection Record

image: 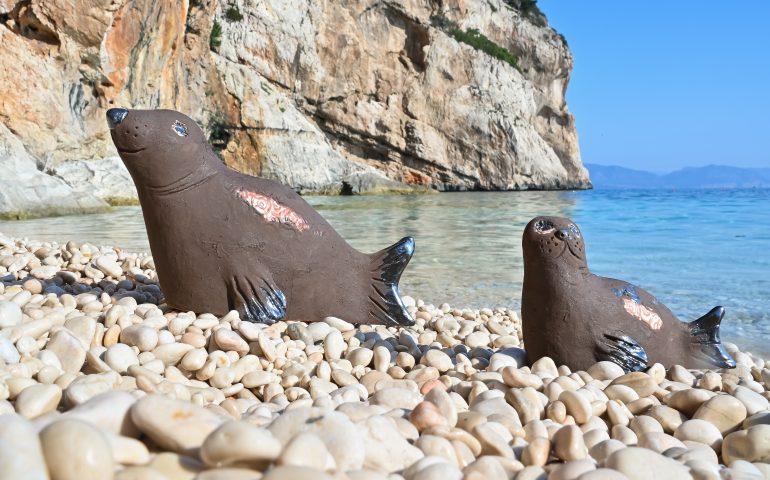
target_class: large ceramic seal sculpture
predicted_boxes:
[106,108,415,326]
[521,216,735,372]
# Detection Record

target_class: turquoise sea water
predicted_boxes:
[2,189,769,354]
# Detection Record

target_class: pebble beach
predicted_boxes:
[1,235,770,480]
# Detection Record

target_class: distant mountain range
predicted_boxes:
[586,164,770,189]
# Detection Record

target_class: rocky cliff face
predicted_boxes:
[0,0,589,218]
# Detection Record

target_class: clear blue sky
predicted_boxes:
[539,1,770,172]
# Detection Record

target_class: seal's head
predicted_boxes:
[106,108,211,187]
[523,216,587,269]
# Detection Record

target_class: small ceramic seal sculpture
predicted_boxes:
[521,216,735,372]
[106,108,415,326]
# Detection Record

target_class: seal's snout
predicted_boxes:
[106,108,128,129]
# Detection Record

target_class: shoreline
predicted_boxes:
[1,235,770,479]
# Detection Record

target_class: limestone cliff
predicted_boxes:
[0,0,589,217]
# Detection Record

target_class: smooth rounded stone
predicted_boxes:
[214,328,249,355]
[697,371,723,392]
[470,397,519,419]
[507,387,544,424]
[674,419,723,450]
[648,405,687,434]
[0,299,23,327]
[637,432,686,454]
[502,367,543,389]
[268,409,365,471]
[722,425,770,464]
[63,316,97,347]
[587,362,625,381]
[517,465,548,480]
[180,348,208,371]
[425,387,458,428]
[531,357,559,378]
[152,343,194,366]
[560,390,592,424]
[744,412,770,429]
[195,468,266,480]
[323,316,354,332]
[472,423,513,458]
[324,330,345,361]
[263,466,334,480]
[410,401,449,432]
[732,386,770,416]
[589,439,626,463]
[465,331,491,348]
[372,387,422,410]
[63,373,116,406]
[40,419,114,480]
[200,420,282,467]
[359,414,424,472]
[693,394,748,434]
[15,383,62,419]
[578,469,630,480]
[45,329,86,374]
[130,394,227,456]
[307,322,332,342]
[105,431,150,465]
[415,435,456,463]
[584,429,611,450]
[409,461,463,480]
[113,466,168,480]
[665,388,713,417]
[609,372,657,398]
[421,349,453,372]
[120,325,159,352]
[279,432,334,470]
[550,459,596,480]
[347,347,374,367]
[553,425,588,461]
[63,391,139,437]
[463,456,508,478]
[0,414,49,480]
[522,437,551,467]
[629,416,664,436]
[95,255,122,277]
[0,336,20,363]
[148,452,204,479]
[242,370,277,388]
[667,365,696,386]
[605,447,690,480]
[286,323,313,344]
[104,343,140,373]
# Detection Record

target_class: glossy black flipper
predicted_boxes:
[228,276,287,324]
[367,236,415,326]
[688,306,736,368]
[597,334,649,373]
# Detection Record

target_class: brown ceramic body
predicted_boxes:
[108,109,413,325]
[522,216,733,371]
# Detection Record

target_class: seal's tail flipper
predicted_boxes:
[688,306,736,368]
[367,236,415,326]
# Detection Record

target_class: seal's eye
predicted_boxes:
[534,219,555,234]
[172,120,188,137]
[568,224,581,238]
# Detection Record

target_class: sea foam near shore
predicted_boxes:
[1,235,770,479]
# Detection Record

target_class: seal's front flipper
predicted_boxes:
[688,306,736,368]
[228,275,286,324]
[597,334,648,373]
[367,236,415,326]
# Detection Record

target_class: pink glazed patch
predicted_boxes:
[622,297,663,330]
[236,189,310,233]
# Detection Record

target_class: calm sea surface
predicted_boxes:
[2,189,769,354]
